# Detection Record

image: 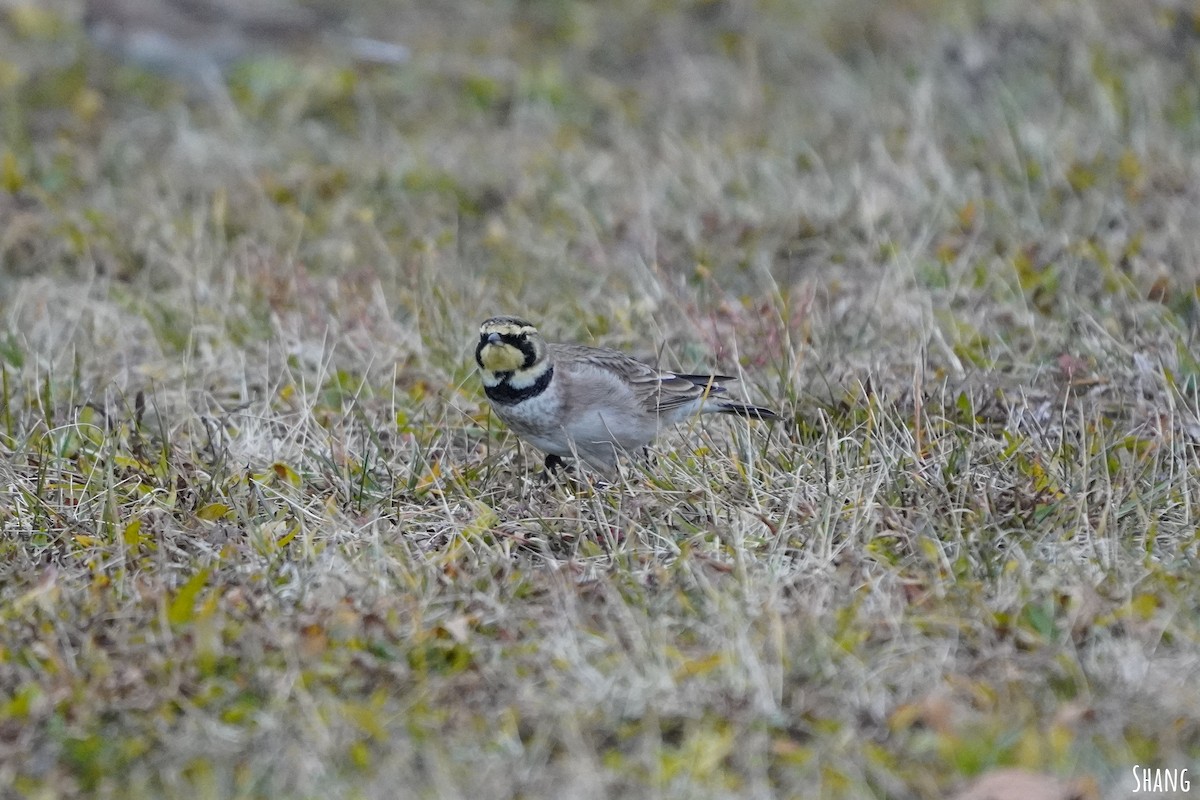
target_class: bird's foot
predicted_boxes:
[541,454,574,483]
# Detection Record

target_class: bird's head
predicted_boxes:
[475,316,547,375]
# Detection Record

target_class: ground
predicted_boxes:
[0,1,1198,798]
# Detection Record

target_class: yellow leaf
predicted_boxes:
[2,684,42,719]
[1117,149,1142,184]
[416,460,443,494]
[113,453,156,472]
[167,568,211,627]
[1,152,23,193]
[276,525,299,548]
[344,703,388,741]
[122,519,143,549]
[1129,592,1158,620]
[348,740,371,769]
[271,462,300,486]
[197,502,232,521]
[673,651,724,681]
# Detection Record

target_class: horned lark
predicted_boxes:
[475,316,779,474]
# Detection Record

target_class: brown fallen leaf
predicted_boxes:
[949,768,1098,800]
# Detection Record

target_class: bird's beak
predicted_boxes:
[487,333,502,344]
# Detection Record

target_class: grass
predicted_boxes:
[1,0,1199,797]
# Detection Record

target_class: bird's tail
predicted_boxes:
[674,373,779,421]
[715,402,779,421]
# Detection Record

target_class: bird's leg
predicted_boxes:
[638,447,657,468]
[541,453,574,482]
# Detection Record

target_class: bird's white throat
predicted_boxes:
[508,359,551,389]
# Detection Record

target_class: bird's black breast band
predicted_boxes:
[484,366,554,405]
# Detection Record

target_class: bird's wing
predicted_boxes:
[549,343,730,414]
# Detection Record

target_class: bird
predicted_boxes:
[82,0,409,90]
[475,315,779,475]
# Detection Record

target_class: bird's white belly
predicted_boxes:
[496,393,657,457]
[566,409,658,450]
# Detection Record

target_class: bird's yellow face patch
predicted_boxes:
[478,341,526,372]
[477,317,544,377]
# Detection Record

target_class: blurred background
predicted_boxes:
[3,4,1200,799]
